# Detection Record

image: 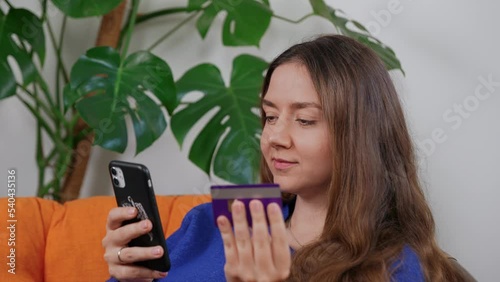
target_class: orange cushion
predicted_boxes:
[44,195,211,282]
[0,197,60,282]
[0,195,211,282]
[44,196,125,282]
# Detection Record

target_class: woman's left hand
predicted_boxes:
[217,199,291,282]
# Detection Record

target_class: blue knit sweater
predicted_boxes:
[107,202,424,281]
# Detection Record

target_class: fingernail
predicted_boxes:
[152,247,161,255]
[128,208,136,215]
[142,220,149,229]
[159,272,168,277]
[269,203,279,214]
[217,216,225,227]
[233,200,243,212]
[251,200,262,212]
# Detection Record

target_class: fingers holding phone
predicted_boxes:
[103,161,171,280]
[103,206,168,281]
[108,160,171,273]
[104,206,153,249]
[106,207,146,240]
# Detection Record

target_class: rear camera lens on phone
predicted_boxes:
[111,168,117,175]
[113,178,119,186]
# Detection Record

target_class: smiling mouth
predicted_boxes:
[272,158,298,170]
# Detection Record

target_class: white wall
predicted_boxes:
[1,0,499,280]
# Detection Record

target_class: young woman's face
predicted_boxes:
[261,63,333,196]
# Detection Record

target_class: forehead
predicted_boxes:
[265,62,320,104]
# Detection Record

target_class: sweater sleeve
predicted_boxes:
[106,203,224,282]
[390,246,425,282]
[161,203,226,281]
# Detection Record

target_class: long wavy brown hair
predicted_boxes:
[259,35,462,281]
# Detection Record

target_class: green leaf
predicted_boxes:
[196,4,218,39]
[0,8,45,100]
[309,0,404,74]
[66,46,176,154]
[172,54,268,183]
[190,0,272,46]
[128,93,167,153]
[188,0,208,10]
[63,76,107,112]
[51,0,124,18]
[76,94,128,152]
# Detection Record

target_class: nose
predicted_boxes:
[267,121,292,149]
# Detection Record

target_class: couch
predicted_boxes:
[0,195,476,282]
[0,195,211,282]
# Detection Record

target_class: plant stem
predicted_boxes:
[44,147,58,167]
[34,80,45,195]
[17,95,66,149]
[46,14,70,83]
[18,43,58,114]
[5,0,13,9]
[273,13,314,24]
[38,179,56,197]
[147,11,200,51]
[56,15,68,112]
[17,39,58,112]
[137,7,192,25]
[118,7,192,48]
[55,147,72,190]
[54,16,69,177]
[121,0,141,59]
[18,92,70,198]
[41,0,48,21]
[69,112,81,128]
[37,73,58,109]
[118,6,134,49]
[16,85,56,119]
[16,82,66,123]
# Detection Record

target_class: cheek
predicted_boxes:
[319,137,332,157]
[260,138,269,159]
[260,130,269,155]
[303,138,333,179]
[298,131,331,162]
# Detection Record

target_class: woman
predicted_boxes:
[103,35,466,281]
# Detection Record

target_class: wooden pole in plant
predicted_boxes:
[60,1,127,203]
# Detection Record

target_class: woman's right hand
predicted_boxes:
[102,207,168,282]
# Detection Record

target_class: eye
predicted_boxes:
[265,115,278,124]
[296,119,316,126]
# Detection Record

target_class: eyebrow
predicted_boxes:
[262,99,322,110]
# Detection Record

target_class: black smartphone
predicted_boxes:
[108,160,171,272]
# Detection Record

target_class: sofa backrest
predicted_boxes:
[0,195,211,282]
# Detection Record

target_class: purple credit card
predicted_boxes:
[211,184,282,227]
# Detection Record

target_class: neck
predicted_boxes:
[287,192,328,248]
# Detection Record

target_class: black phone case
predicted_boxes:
[109,160,171,272]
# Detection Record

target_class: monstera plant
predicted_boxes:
[0,0,403,201]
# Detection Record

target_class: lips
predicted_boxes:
[272,158,298,170]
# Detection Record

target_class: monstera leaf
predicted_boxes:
[309,0,404,73]
[65,46,176,154]
[0,8,45,99]
[51,0,124,18]
[189,0,272,46]
[172,54,268,183]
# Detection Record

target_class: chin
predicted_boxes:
[272,177,300,193]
